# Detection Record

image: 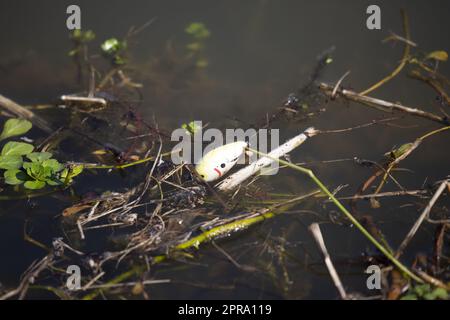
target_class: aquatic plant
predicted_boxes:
[401,284,449,300]
[1,8,449,301]
[0,119,83,190]
[68,29,96,57]
[0,118,32,141]
[101,38,127,66]
[185,22,210,68]
[181,120,201,135]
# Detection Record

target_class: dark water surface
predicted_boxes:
[0,1,449,299]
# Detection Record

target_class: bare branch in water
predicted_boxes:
[309,223,348,300]
[0,94,52,133]
[395,179,449,259]
[319,82,449,125]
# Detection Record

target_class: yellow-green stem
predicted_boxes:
[247,147,423,283]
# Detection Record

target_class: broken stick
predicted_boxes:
[319,82,449,125]
[0,94,52,133]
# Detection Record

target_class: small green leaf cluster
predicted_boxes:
[181,121,201,135]
[401,284,448,300]
[69,29,96,57]
[385,143,414,160]
[185,22,210,68]
[101,38,127,66]
[70,29,96,43]
[0,119,83,190]
[185,22,211,40]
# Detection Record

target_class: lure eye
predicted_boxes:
[200,174,205,178]
[220,163,226,168]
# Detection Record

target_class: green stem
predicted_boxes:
[247,147,423,283]
[82,191,318,299]
[82,265,144,300]
[80,211,278,299]
[84,150,178,170]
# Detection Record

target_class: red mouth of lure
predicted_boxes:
[213,168,222,177]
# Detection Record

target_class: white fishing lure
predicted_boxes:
[195,141,247,182]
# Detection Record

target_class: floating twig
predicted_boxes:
[309,223,348,299]
[383,31,417,47]
[409,69,450,106]
[432,224,446,274]
[414,269,450,290]
[331,71,351,99]
[395,179,449,259]
[60,95,108,107]
[0,94,52,133]
[0,254,54,300]
[319,82,449,125]
[334,189,428,200]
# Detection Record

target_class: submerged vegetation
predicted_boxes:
[0,10,449,300]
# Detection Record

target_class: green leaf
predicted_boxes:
[414,284,430,297]
[24,180,46,190]
[181,121,201,135]
[186,42,202,51]
[70,29,95,43]
[46,178,62,186]
[114,56,127,65]
[400,294,418,300]
[60,165,84,183]
[4,169,26,185]
[30,163,43,177]
[185,23,210,39]
[68,49,79,57]
[424,288,448,300]
[22,162,32,170]
[42,159,63,172]
[195,58,209,68]
[42,166,53,179]
[26,152,52,163]
[69,164,84,177]
[1,141,34,156]
[386,143,414,159]
[101,38,125,55]
[0,155,23,170]
[0,119,32,141]
[25,162,45,180]
[80,30,95,42]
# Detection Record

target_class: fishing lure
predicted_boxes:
[195,141,247,182]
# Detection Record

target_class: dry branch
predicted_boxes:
[309,223,347,299]
[409,70,450,106]
[0,94,52,133]
[319,83,449,125]
[395,179,449,259]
